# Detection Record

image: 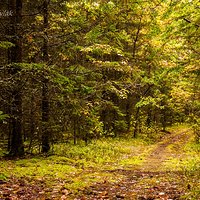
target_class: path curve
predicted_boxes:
[140,128,192,171]
[76,128,193,199]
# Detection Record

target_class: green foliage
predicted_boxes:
[192,119,200,143]
[0,111,9,121]
[0,0,199,163]
[182,141,200,199]
[136,96,164,109]
[0,173,7,181]
[53,138,147,165]
[0,41,15,49]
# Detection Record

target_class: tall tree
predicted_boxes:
[8,0,24,156]
[41,0,50,153]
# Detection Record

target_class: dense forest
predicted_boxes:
[0,0,199,157]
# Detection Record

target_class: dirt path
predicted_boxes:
[75,128,193,199]
[140,128,192,172]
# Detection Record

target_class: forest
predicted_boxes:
[0,0,199,199]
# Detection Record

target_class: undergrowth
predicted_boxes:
[182,141,200,200]
[0,137,150,192]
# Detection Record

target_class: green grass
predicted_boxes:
[163,135,200,171]
[0,137,150,193]
[0,173,7,180]
[163,137,200,200]
[182,140,200,200]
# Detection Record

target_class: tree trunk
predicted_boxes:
[41,0,50,153]
[8,0,24,157]
[133,107,140,138]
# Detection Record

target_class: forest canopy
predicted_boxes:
[0,0,199,156]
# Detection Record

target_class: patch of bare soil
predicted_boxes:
[74,128,193,200]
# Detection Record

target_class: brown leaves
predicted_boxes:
[0,177,46,200]
[0,175,76,200]
[0,171,187,199]
[75,171,186,199]
[0,178,51,200]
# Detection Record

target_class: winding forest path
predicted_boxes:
[76,128,193,199]
[141,128,192,172]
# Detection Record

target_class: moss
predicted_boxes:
[0,137,148,192]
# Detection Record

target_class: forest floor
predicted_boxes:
[75,128,196,200]
[0,126,199,200]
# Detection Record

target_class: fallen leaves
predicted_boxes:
[0,177,72,200]
[75,171,186,200]
[0,177,46,200]
[0,169,190,199]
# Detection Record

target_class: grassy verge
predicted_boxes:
[181,141,200,200]
[0,138,151,195]
[163,134,200,200]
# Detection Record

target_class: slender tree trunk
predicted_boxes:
[161,108,167,132]
[133,107,140,138]
[28,93,35,152]
[133,17,142,59]
[125,96,131,131]
[41,0,50,153]
[73,118,77,145]
[8,0,24,156]
[146,108,152,128]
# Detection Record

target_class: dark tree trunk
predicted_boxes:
[161,108,167,132]
[41,78,50,153]
[41,0,50,153]
[146,107,152,128]
[73,119,76,145]
[28,89,36,152]
[133,107,140,138]
[8,0,24,157]
[125,96,131,131]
